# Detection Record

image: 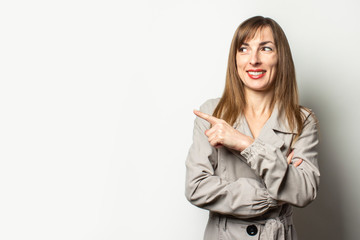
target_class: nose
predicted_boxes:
[249,51,261,66]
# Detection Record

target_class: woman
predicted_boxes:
[185,16,320,240]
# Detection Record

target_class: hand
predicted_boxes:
[287,150,303,167]
[193,109,254,151]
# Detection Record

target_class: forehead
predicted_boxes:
[243,26,275,44]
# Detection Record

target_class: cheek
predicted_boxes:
[266,57,278,76]
[237,67,247,80]
[236,58,247,74]
[270,55,278,68]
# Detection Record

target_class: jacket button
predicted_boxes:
[246,225,258,236]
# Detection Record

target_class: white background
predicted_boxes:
[1,0,359,239]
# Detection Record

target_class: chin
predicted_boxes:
[244,82,272,92]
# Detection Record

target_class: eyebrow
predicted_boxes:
[242,41,274,46]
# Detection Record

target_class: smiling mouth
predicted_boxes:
[246,70,266,79]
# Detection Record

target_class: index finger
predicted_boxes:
[193,109,220,125]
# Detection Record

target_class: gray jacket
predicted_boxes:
[185,98,320,240]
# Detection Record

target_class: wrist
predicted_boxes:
[236,136,254,152]
[243,137,254,151]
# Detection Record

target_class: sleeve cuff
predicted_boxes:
[240,138,266,160]
[266,192,278,208]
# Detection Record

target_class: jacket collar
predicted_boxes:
[266,104,297,134]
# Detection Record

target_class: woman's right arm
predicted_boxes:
[185,100,277,218]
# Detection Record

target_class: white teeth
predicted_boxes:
[248,71,265,75]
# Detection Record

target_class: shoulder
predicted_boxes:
[300,106,319,128]
[199,98,221,115]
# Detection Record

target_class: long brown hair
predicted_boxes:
[213,16,308,139]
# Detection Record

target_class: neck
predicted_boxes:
[244,88,274,117]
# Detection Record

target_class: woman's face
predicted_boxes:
[236,26,278,92]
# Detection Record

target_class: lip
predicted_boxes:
[246,69,266,79]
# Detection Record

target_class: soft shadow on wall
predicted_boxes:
[294,90,345,239]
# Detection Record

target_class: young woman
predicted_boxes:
[185,16,320,240]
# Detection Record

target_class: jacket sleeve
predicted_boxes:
[185,100,277,218]
[240,112,320,207]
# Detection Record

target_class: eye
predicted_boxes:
[262,46,273,52]
[238,47,248,53]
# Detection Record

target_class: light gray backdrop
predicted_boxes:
[1,0,359,239]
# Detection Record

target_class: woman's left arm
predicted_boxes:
[240,112,320,207]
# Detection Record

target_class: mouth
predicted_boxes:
[246,69,266,79]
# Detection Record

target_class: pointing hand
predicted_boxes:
[193,109,254,151]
